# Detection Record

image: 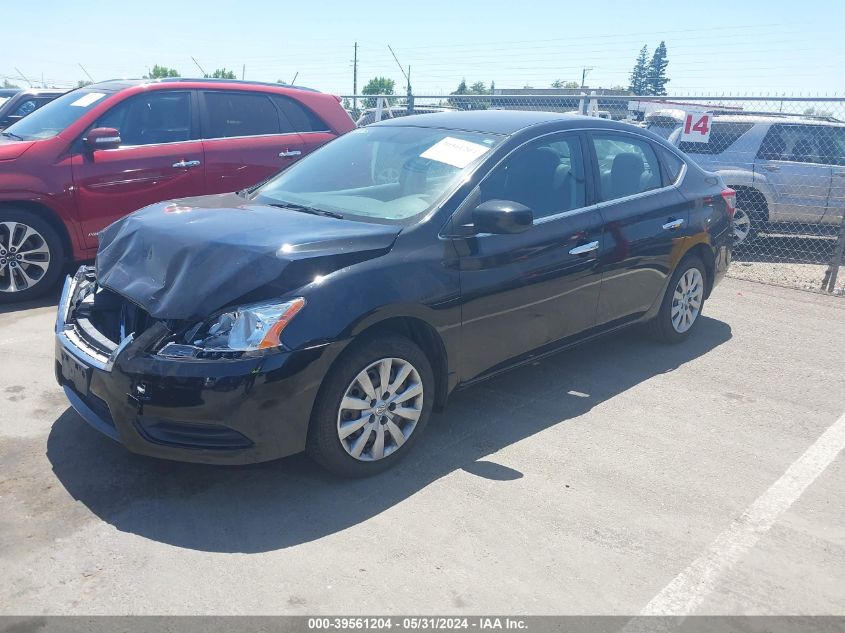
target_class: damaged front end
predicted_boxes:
[54,266,336,464]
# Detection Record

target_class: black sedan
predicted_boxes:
[55,110,734,477]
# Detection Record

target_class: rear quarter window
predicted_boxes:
[271,95,330,133]
[658,148,685,184]
[678,122,754,155]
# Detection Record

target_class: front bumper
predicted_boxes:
[55,273,336,465]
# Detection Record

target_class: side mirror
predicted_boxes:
[472,199,533,235]
[84,127,121,151]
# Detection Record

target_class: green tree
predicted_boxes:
[207,68,237,79]
[550,80,580,89]
[361,76,396,108]
[628,45,649,95]
[144,64,180,79]
[646,41,670,96]
[2,79,20,88]
[276,79,288,84]
[449,78,491,110]
[76,79,93,88]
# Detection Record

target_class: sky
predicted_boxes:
[2,0,844,96]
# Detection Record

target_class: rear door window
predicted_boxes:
[757,124,829,164]
[678,122,754,155]
[203,91,280,138]
[590,134,662,201]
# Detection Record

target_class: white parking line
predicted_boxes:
[640,409,845,616]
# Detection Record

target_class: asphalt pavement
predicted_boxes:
[1,277,843,615]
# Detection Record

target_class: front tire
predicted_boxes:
[307,334,434,478]
[649,255,707,344]
[0,209,65,303]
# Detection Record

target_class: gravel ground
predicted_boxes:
[728,262,845,295]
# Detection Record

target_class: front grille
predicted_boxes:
[135,418,253,450]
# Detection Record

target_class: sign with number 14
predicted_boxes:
[681,112,712,143]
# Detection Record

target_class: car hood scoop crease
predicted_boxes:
[95,194,400,321]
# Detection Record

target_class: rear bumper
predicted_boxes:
[55,274,338,465]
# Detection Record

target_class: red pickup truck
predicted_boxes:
[0,78,355,301]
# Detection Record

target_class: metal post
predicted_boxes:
[407,65,413,114]
[822,210,845,293]
[352,42,358,117]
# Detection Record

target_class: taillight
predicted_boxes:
[721,188,737,219]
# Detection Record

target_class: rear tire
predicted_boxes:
[649,255,707,344]
[0,209,65,303]
[306,334,434,478]
[732,190,768,248]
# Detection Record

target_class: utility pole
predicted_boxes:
[191,56,207,77]
[78,63,95,84]
[352,41,358,115]
[388,45,412,113]
[14,67,33,87]
[242,64,245,80]
[581,67,593,90]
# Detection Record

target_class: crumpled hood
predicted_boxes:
[95,193,401,321]
[0,138,36,160]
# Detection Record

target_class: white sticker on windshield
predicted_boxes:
[420,137,491,168]
[70,92,107,108]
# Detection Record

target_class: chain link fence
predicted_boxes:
[344,93,845,296]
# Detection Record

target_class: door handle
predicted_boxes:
[569,240,600,255]
[662,218,684,231]
[762,163,780,172]
[279,150,302,158]
[172,160,201,169]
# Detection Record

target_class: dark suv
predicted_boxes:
[0,78,355,301]
[0,88,66,130]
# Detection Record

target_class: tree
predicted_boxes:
[144,64,180,79]
[361,76,396,108]
[276,79,288,84]
[628,45,649,95]
[550,80,580,89]
[449,78,490,110]
[2,79,19,88]
[76,80,93,88]
[646,41,670,96]
[207,68,237,79]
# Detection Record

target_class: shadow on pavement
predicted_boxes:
[46,317,732,553]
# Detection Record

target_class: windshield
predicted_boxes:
[0,97,9,108]
[253,126,503,224]
[3,89,111,140]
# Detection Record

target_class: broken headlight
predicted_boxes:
[158,298,305,359]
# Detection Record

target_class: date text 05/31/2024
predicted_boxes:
[307,618,528,630]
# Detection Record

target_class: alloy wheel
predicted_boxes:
[670,267,703,334]
[336,357,424,462]
[732,208,752,245]
[0,221,51,293]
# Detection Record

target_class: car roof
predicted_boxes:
[15,88,66,96]
[85,78,320,93]
[371,109,635,135]
[712,114,845,127]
